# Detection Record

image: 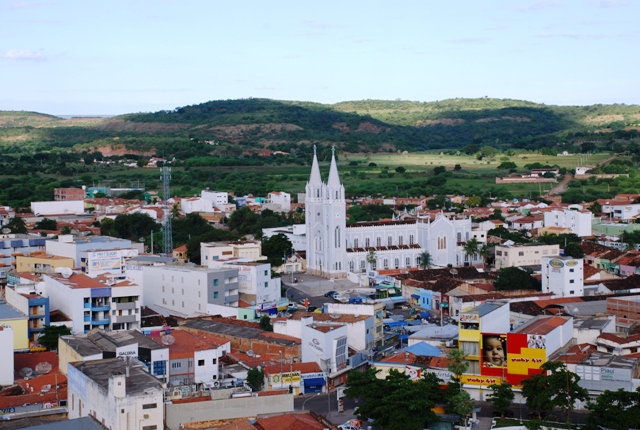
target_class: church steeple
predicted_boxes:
[308,145,322,186]
[327,146,341,188]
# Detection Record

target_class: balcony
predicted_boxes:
[90,303,110,312]
[90,319,110,325]
[113,301,137,311]
[113,315,137,323]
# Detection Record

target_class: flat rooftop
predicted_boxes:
[71,358,163,395]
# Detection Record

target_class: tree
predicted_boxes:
[417,251,433,270]
[113,212,161,241]
[60,225,72,235]
[37,325,71,351]
[433,165,446,175]
[480,146,498,158]
[494,267,540,291]
[463,238,479,265]
[522,361,588,424]
[451,390,475,430]
[497,161,517,170]
[454,164,462,171]
[99,217,116,236]
[586,388,640,430]
[5,216,27,234]
[344,368,441,430]
[590,201,602,215]
[259,315,273,332]
[366,250,377,270]
[478,243,493,269]
[488,383,515,418]
[447,349,468,389]
[261,234,293,267]
[563,242,584,258]
[395,166,406,173]
[246,367,265,391]
[35,218,57,230]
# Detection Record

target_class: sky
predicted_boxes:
[1,0,639,115]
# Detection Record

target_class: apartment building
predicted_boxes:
[142,265,239,317]
[541,256,584,297]
[494,243,560,268]
[543,208,593,237]
[44,272,142,334]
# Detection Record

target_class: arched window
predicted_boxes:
[457,232,462,242]
[376,237,381,247]
[316,189,320,198]
[349,261,354,272]
[399,236,404,246]
[383,259,389,269]
[409,234,414,245]
[360,260,366,271]
[335,227,341,248]
[388,236,392,246]
[394,258,399,268]
[335,191,339,199]
[365,237,370,247]
[406,257,411,267]
[354,238,359,248]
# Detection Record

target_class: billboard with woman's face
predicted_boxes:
[482,334,507,367]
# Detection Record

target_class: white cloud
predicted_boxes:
[4,49,47,61]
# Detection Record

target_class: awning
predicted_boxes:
[304,377,326,387]
[387,288,396,294]
[411,294,420,299]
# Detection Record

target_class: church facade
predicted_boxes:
[305,148,480,279]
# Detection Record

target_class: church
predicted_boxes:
[305,148,481,279]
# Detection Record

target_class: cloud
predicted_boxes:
[516,1,562,12]
[587,0,629,7]
[3,49,47,61]
[450,37,490,44]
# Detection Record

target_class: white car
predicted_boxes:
[338,425,360,430]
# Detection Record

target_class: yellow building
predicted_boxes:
[494,243,560,268]
[0,301,29,351]
[16,254,75,274]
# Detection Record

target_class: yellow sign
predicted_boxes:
[549,259,564,268]
[565,260,579,267]
[507,348,546,375]
[461,375,502,386]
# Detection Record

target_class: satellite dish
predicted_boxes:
[35,362,53,374]
[55,267,73,279]
[19,367,33,377]
[247,350,255,357]
[161,335,175,346]
[1,228,10,234]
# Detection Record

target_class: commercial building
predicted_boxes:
[45,235,138,272]
[54,187,86,201]
[0,326,14,385]
[59,329,170,382]
[15,254,75,275]
[300,319,351,389]
[541,256,584,297]
[600,200,640,221]
[31,200,85,216]
[575,351,639,393]
[494,243,560,268]
[141,265,239,317]
[4,282,49,345]
[45,273,142,333]
[0,235,49,284]
[266,191,292,212]
[217,262,281,313]
[67,358,165,430]
[201,240,264,264]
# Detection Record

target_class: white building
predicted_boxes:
[600,201,640,221]
[45,235,139,272]
[300,317,350,376]
[267,191,292,212]
[44,273,142,334]
[201,240,264,264]
[0,325,14,385]
[216,262,281,309]
[262,224,306,253]
[31,200,85,216]
[495,243,560,268]
[543,209,593,237]
[67,358,165,430]
[142,265,239,317]
[274,313,374,352]
[305,147,478,278]
[541,256,584,297]
[181,190,230,215]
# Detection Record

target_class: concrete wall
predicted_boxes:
[165,394,294,430]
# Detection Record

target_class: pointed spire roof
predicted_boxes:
[327,146,341,187]
[308,145,322,185]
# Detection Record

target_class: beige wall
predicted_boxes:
[495,244,559,268]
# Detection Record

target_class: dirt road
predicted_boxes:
[544,155,617,197]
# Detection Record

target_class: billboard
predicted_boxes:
[88,250,122,274]
[482,334,507,368]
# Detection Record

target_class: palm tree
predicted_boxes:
[478,243,493,269]
[463,238,479,265]
[366,250,377,270]
[417,251,433,270]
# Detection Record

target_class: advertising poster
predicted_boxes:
[482,334,507,368]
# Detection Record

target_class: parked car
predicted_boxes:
[307,305,318,312]
[338,424,360,430]
[324,290,337,297]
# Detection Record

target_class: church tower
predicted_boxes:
[305,146,347,278]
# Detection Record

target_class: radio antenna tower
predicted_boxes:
[161,165,173,256]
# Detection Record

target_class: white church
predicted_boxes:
[305,147,481,279]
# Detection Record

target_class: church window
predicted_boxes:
[360,260,366,271]
[457,232,462,242]
[394,258,399,268]
[388,236,392,246]
[409,235,414,245]
[335,227,341,248]
[365,237,370,247]
[406,257,411,267]
[349,261,354,272]
[383,259,389,269]
[376,237,381,247]
[354,238,359,248]
[398,236,403,246]
[338,262,342,270]
[466,232,470,241]
[316,189,320,198]
[335,191,339,199]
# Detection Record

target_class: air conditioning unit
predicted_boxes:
[143,414,149,419]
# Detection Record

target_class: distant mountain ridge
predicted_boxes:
[1,98,639,154]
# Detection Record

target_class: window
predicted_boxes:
[457,232,461,242]
[569,269,574,272]
[198,359,205,366]
[264,270,268,276]
[142,426,158,430]
[214,292,219,299]
[376,237,381,247]
[409,234,414,245]
[388,236,392,246]
[406,257,410,267]
[336,228,341,248]
[153,361,166,376]
[570,290,575,295]
[264,282,268,288]
[460,341,479,356]
[142,403,157,409]
[399,236,404,246]
[570,279,575,283]
[365,238,370,247]
[171,362,181,369]
[212,358,217,364]
[354,238,359,248]
[496,250,502,256]
[518,251,524,256]
[213,279,219,287]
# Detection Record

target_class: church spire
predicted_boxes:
[308,145,322,185]
[327,146,341,188]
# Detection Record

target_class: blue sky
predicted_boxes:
[1,0,638,115]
